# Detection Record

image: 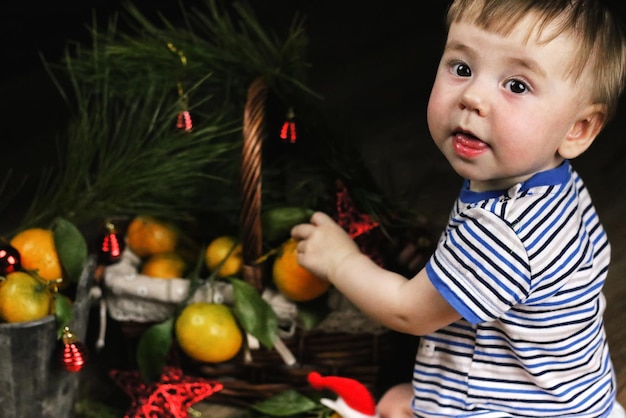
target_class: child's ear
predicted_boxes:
[558,104,606,159]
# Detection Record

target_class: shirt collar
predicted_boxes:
[459,160,571,204]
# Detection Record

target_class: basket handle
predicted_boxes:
[239,77,268,291]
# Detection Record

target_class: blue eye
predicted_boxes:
[453,63,472,77]
[507,79,529,94]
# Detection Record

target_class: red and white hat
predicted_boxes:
[307,372,379,418]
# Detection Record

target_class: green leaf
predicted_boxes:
[261,207,315,244]
[137,319,174,383]
[250,389,318,416]
[54,295,74,339]
[230,278,278,349]
[53,218,88,284]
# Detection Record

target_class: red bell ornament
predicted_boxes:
[60,326,87,373]
[0,243,21,275]
[176,109,193,132]
[97,220,124,265]
[279,107,297,143]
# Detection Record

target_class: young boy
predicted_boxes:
[291,0,626,416]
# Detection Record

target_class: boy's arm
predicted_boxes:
[291,211,461,336]
[332,251,461,335]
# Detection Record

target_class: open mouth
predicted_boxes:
[452,130,489,158]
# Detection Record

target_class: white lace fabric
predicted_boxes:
[102,249,388,337]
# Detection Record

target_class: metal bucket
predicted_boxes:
[0,257,94,418]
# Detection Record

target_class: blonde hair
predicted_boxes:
[447,0,626,122]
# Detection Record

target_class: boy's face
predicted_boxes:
[427,16,593,191]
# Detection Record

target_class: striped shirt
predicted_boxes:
[417,161,616,417]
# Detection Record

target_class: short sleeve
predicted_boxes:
[426,206,531,324]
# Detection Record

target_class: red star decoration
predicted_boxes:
[109,366,223,418]
[334,179,379,239]
[333,179,385,266]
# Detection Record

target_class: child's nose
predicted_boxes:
[459,82,490,116]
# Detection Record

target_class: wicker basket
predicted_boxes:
[187,328,396,407]
[177,76,398,406]
[103,77,422,407]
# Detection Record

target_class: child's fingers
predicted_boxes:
[290,223,311,240]
[310,211,333,225]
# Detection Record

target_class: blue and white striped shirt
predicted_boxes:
[418,161,616,417]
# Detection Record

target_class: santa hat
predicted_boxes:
[307,372,378,418]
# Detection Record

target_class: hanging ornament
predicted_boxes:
[167,43,193,132]
[279,107,297,143]
[176,108,193,132]
[175,83,193,132]
[60,326,88,373]
[97,219,125,265]
[0,243,21,275]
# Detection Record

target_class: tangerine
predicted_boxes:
[205,236,243,277]
[141,252,186,279]
[10,228,63,283]
[175,302,243,363]
[272,238,330,302]
[0,271,52,323]
[126,215,179,258]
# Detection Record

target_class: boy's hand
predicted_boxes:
[290,211,361,282]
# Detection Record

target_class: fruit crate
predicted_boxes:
[0,256,95,418]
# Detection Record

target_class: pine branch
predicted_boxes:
[5,0,422,240]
